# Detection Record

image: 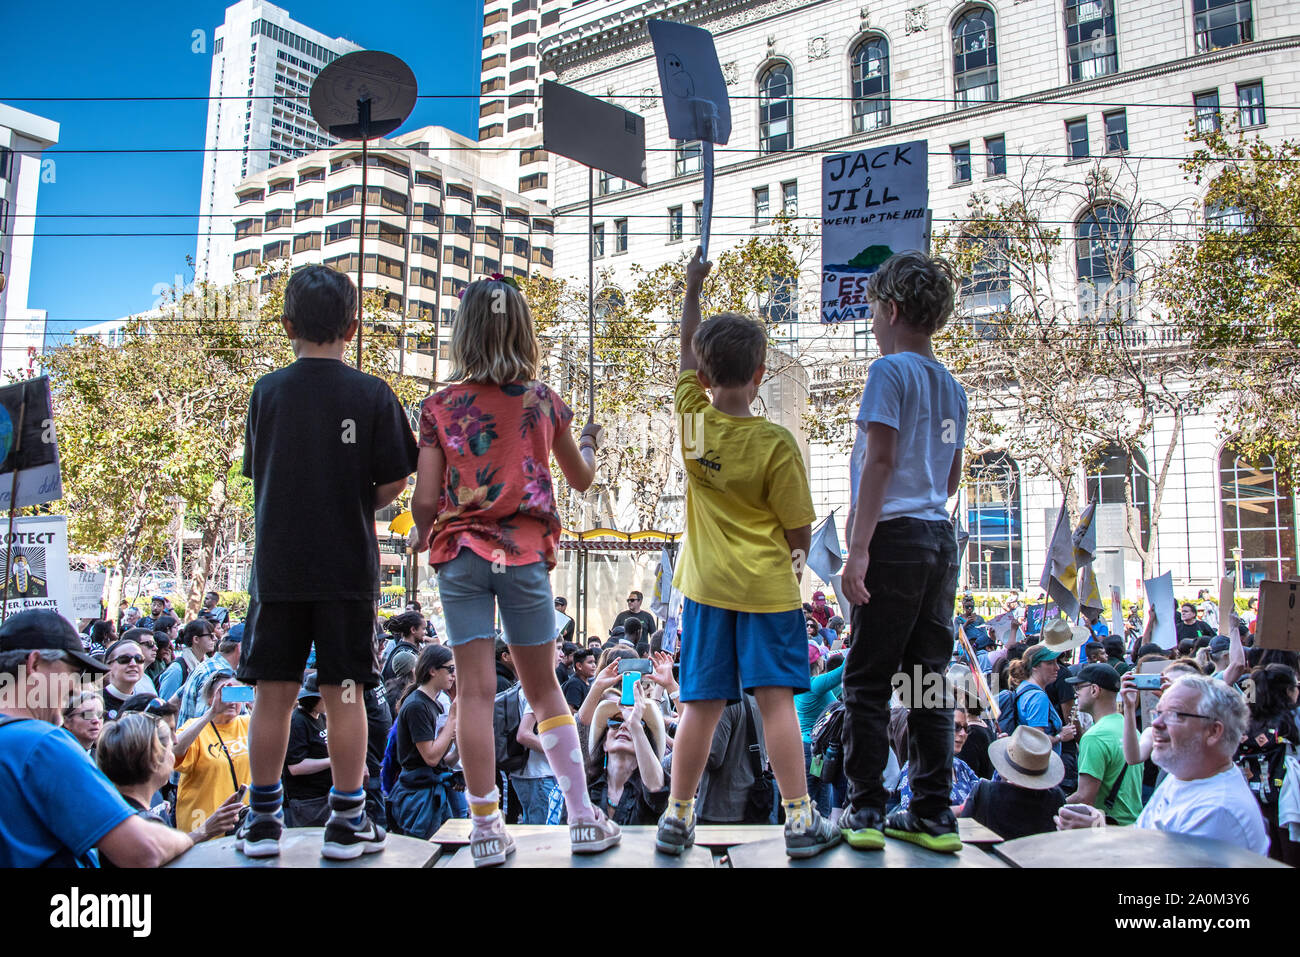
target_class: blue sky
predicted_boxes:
[0,0,481,339]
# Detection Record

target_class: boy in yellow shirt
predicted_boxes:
[656,247,840,859]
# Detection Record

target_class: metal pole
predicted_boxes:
[355,97,371,370]
[587,166,595,420]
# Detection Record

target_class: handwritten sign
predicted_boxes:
[821,141,929,324]
[69,570,106,620]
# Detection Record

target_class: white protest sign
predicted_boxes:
[821,141,929,324]
[0,515,71,620]
[69,570,106,620]
[986,611,1019,645]
[1110,584,1123,639]
[1143,571,1176,650]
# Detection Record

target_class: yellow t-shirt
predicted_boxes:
[175,714,251,832]
[672,369,815,612]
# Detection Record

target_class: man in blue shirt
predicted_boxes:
[0,610,195,867]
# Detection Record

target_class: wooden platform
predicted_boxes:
[167,828,441,868]
[992,827,1291,869]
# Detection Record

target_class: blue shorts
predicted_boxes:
[678,598,811,702]
[434,548,555,647]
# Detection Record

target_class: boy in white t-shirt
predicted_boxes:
[839,251,968,853]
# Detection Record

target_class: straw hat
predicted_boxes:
[588,696,666,760]
[1039,617,1090,655]
[988,726,1065,789]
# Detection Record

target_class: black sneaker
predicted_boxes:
[883,807,962,854]
[321,813,387,861]
[235,815,282,858]
[840,805,886,851]
[654,811,694,856]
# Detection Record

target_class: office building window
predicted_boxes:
[851,35,891,133]
[1066,118,1089,160]
[754,186,770,224]
[952,143,972,184]
[1104,110,1128,152]
[758,63,794,154]
[1076,203,1135,322]
[953,8,998,107]
[692,201,703,238]
[1194,90,1221,134]
[592,223,605,258]
[1237,81,1265,127]
[667,206,683,243]
[1065,0,1118,82]
[614,218,628,254]
[1194,0,1252,53]
[1219,447,1297,586]
[985,135,1006,176]
[781,180,798,215]
[966,452,1024,590]
[675,140,702,176]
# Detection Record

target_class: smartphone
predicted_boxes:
[616,658,653,676]
[222,684,255,703]
[1130,673,1162,691]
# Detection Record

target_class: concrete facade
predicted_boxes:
[537,0,1300,598]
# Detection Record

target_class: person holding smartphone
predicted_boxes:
[174,672,251,834]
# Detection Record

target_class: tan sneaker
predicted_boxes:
[470,817,516,867]
[570,809,621,854]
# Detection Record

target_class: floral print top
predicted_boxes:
[419,380,573,568]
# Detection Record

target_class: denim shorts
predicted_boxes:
[434,548,555,647]
[678,598,811,702]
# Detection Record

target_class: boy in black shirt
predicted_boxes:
[236,266,418,860]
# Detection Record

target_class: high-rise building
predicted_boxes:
[478,0,575,203]
[196,0,362,286]
[228,125,555,384]
[0,103,59,382]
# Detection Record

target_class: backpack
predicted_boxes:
[997,685,1033,736]
[493,682,528,774]
[810,699,846,757]
[380,721,402,797]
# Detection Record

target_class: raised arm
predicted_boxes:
[680,247,711,373]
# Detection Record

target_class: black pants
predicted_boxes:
[843,517,959,819]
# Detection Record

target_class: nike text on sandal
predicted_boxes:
[883,808,962,854]
[321,816,387,860]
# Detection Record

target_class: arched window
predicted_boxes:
[966,452,1023,590]
[759,63,794,154]
[1219,448,1298,586]
[1087,443,1151,550]
[1065,0,1118,82]
[953,8,998,107]
[594,287,624,322]
[851,36,891,133]
[1076,203,1135,322]
[960,233,1010,338]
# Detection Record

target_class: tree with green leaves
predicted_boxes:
[1160,125,1300,488]
[44,268,427,618]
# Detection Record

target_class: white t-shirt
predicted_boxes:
[1135,766,1268,855]
[850,352,967,522]
[516,690,554,780]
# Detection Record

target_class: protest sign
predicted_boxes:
[1144,571,1177,650]
[1110,585,1123,639]
[0,377,62,510]
[821,140,928,324]
[0,515,70,620]
[1256,580,1300,651]
[69,570,106,620]
[986,610,1019,645]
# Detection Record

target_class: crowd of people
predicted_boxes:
[2,257,1294,870]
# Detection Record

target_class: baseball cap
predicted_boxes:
[1065,663,1121,692]
[1209,635,1232,656]
[0,609,108,673]
[808,641,822,665]
[554,597,567,609]
[228,622,245,641]
[1026,644,1063,668]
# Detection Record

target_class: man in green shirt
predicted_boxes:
[1065,663,1143,825]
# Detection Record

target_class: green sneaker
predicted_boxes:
[883,808,962,854]
[839,806,885,850]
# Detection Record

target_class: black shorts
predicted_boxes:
[238,599,380,688]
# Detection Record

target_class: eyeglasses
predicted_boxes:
[953,724,969,733]
[110,654,145,665]
[626,598,638,604]
[607,716,649,734]
[438,665,456,675]
[67,710,103,721]
[139,641,156,648]
[1151,708,1214,725]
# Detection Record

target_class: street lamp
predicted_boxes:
[983,548,993,602]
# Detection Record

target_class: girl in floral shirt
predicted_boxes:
[412,276,616,866]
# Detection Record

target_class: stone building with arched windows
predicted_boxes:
[528,0,1299,596]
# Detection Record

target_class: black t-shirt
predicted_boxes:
[243,358,418,601]
[963,779,1066,841]
[396,688,447,773]
[1176,619,1215,642]
[284,707,331,800]
[562,674,591,711]
[613,610,656,638]
[364,685,392,780]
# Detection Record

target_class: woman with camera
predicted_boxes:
[174,672,251,834]
[585,680,668,825]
